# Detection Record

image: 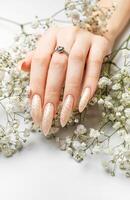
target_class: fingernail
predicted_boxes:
[79,87,91,113]
[42,103,54,136]
[17,60,26,71]
[60,95,74,127]
[31,94,42,124]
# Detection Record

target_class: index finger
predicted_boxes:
[30,28,57,124]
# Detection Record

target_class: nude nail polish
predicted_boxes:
[31,94,42,124]
[60,95,74,127]
[42,103,54,136]
[78,87,91,113]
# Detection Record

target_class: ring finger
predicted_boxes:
[60,31,91,127]
[41,27,77,135]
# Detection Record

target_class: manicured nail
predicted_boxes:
[60,95,74,127]
[79,87,91,113]
[17,60,26,71]
[42,103,54,136]
[31,94,42,124]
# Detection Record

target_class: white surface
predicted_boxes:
[0,1,130,200]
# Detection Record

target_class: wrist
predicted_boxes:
[100,0,130,43]
[103,30,117,45]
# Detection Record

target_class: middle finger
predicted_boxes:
[42,27,77,135]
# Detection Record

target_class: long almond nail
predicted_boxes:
[79,87,91,113]
[31,94,42,124]
[60,95,74,127]
[42,103,54,136]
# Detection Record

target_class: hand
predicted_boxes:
[19,26,114,136]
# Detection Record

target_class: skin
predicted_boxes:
[19,0,130,135]
[31,27,112,107]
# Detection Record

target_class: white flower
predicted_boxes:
[104,100,113,109]
[124,108,130,118]
[122,92,130,101]
[98,98,104,105]
[112,73,122,81]
[74,118,79,123]
[90,128,101,138]
[72,140,81,150]
[71,10,80,22]
[121,92,130,106]
[117,105,124,112]
[105,95,112,101]
[109,114,115,121]
[66,137,72,145]
[98,77,112,88]
[120,116,126,123]
[112,83,121,90]
[74,124,87,135]
[117,129,127,136]
[116,112,121,117]
[121,68,129,76]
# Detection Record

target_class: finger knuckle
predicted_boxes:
[51,55,67,66]
[87,74,99,79]
[70,51,84,62]
[33,53,50,65]
[89,58,102,66]
[68,81,80,90]
[45,90,59,100]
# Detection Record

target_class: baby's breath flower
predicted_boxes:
[0,3,129,178]
[98,77,112,88]
[112,83,121,90]
[113,121,122,130]
[124,108,130,118]
[74,124,87,135]
[89,128,101,138]
[65,0,115,35]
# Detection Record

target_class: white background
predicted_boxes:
[0,1,130,200]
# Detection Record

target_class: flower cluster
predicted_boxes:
[0,1,129,178]
[0,34,41,156]
[65,0,115,35]
[55,36,130,177]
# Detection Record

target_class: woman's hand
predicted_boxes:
[19,26,114,135]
